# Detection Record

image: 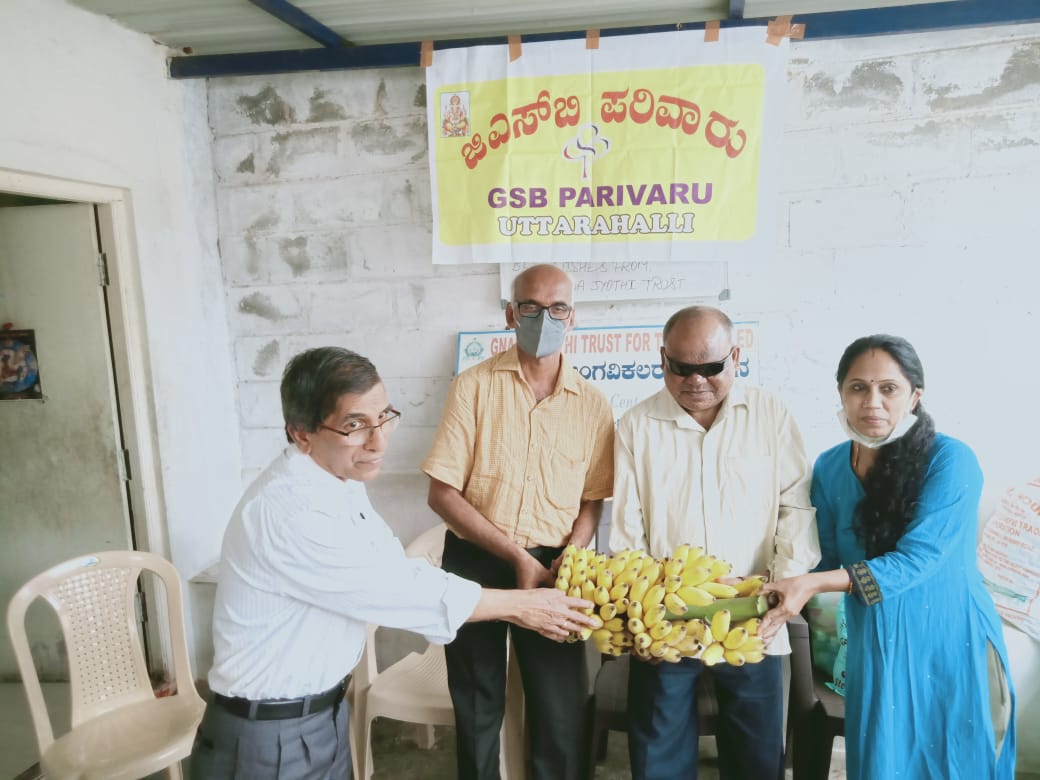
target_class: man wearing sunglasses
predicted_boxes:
[192,347,596,780]
[423,264,615,780]
[610,306,820,780]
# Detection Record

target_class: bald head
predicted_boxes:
[511,264,573,300]
[662,306,733,343]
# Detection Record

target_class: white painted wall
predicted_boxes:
[0,0,243,676]
[208,23,1040,768]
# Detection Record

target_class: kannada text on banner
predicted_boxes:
[426,29,787,265]
[456,323,759,419]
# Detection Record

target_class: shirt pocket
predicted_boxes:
[543,444,586,512]
[721,454,776,522]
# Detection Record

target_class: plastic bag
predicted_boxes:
[805,592,843,675]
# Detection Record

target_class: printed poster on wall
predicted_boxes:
[426,28,787,265]
[456,323,759,420]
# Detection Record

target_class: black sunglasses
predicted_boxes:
[661,347,734,378]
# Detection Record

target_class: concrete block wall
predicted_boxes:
[208,27,1040,758]
[210,24,1040,531]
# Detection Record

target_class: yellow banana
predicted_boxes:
[649,620,672,640]
[677,638,702,656]
[742,647,765,664]
[701,625,715,646]
[649,640,668,658]
[603,617,625,632]
[662,647,682,664]
[615,569,637,587]
[723,649,746,667]
[597,569,614,591]
[642,584,667,613]
[640,561,662,584]
[663,557,684,578]
[700,581,740,599]
[739,618,761,636]
[738,635,766,655]
[665,622,687,645]
[710,609,731,640]
[555,576,569,592]
[680,565,713,587]
[629,576,651,604]
[609,582,630,601]
[664,593,687,615]
[567,585,581,600]
[723,627,749,650]
[570,566,587,588]
[664,575,683,594]
[627,600,644,621]
[607,558,626,576]
[707,558,732,581]
[627,617,646,635]
[578,627,593,641]
[558,565,572,584]
[643,603,667,628]
[591,628,612,644]
[613,597,630,615]
[612,632,633,648]
[676,585,715,607]
[671,543,692,562]
[701,643,725,666]
[599,602,617,621]
[581,580,597,600]
[594,586,611,606]
[733,575,766,596]
[633,632,653,650]
[685,620,706,644]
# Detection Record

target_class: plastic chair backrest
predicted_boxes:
[5,550,198,754]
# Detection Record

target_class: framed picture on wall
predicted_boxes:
[0,328,43,400]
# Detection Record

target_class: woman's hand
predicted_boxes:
[760,576,815,645]
[760,569,850,645]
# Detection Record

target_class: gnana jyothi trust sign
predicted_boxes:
[426,28,788,265]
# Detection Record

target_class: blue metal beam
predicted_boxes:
[729,0,747,21]
[247,0,351,48]
[170,0,1040,79]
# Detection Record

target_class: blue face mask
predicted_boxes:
[514,309,569,358]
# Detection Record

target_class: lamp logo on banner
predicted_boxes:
[426,28,787,265]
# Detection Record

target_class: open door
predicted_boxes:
[0,203,135,680]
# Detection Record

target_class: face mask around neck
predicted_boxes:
[514,309,568,358]
[837,408,918,449]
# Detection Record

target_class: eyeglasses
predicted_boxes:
[320,410,401,445]
[513,301,573,320]
[661,348,734,378]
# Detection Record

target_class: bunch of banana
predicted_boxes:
[553,543,770,666]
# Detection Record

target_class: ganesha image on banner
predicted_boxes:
[441,92,471,137]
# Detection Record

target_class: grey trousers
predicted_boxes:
[189,697,352,780]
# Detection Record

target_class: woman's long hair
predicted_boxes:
[837,335,936,558]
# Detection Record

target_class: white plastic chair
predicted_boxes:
[349,523,525,779]
[5,550,206,780]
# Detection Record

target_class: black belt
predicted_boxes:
[213,676,350,721]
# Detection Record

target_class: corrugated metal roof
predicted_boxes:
[68,0,945,56]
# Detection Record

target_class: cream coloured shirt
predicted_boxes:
[422,347,615,548]
[208,446,481,700]
[610,384,820,653]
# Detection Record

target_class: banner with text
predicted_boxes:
[427,28,787,265]
[456,323,759,420]
[499,261,728,303]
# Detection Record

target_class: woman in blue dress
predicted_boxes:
[760,334,1015,779]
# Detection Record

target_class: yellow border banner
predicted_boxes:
[426,28,788,264]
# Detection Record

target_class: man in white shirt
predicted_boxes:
[191,347,594,780]
[610,306,820,780]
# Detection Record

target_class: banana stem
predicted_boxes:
[665,595,770,622]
